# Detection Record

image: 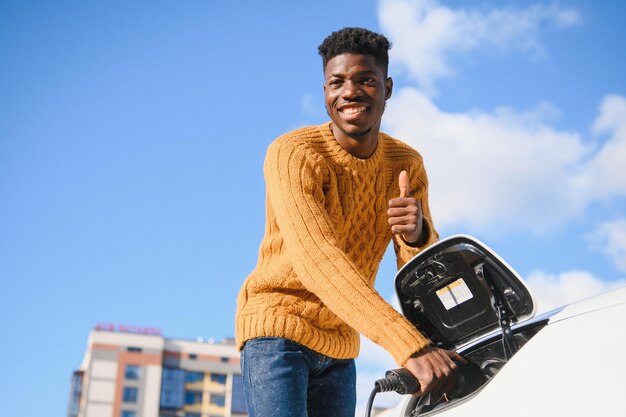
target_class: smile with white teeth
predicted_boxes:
[340,106,367,115]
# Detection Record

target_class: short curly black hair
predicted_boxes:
[318,27,391,74]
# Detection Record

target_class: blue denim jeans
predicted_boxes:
[241,337,356,417]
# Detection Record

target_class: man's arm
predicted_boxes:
[387,169,465,395]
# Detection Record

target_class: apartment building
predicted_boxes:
[68,325,246,417]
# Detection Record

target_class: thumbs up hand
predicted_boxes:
[388,170,423,244]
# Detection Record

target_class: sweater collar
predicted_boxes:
[318,122,384,169]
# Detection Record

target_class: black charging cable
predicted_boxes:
[365,368,421,417]
[365,387,379,417]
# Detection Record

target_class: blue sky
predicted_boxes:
[1,0,625,415]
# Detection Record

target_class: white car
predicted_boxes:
[377,235,626,417]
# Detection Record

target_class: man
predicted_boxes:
[235,27,463,417]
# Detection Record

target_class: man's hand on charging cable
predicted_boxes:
[404,346,467,396]
[388,170,423,245]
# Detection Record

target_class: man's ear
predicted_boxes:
[385,77,393,100]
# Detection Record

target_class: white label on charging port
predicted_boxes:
[436,278,473,310]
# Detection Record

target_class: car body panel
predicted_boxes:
[388,285,626,417]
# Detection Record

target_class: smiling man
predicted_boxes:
[235,27,462,417]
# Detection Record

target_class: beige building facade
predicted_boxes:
[68,326,246,417]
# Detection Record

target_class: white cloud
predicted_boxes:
[574,95,626,199]
[587,218,626,273]
[383,89,626,234]
[375,1,626,234]
[525,269,626,313]
[378,0,582,94]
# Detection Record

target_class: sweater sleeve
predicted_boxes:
[264,140,430,366]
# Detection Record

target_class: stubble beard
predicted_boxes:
[340,125,372,139]
[326,109,373,140]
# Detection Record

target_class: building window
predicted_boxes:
[210,394,226,407]
[67,371,83,417]
[210,373,226,384]
[121,411,136,417]
[188,353,197,360]
[125,365,140,380]
[184,390,202,405]
[123,387,138,403]
[220,357,229,363]
[185,371,204,383]
[160,368,184,408]
[127,347,142,353]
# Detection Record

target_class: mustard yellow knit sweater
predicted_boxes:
[235,122,439,366]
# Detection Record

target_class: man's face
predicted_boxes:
[323,53,392,140]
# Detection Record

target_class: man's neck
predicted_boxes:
[331,124,379,159]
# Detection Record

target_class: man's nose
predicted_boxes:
[341,80,362,99]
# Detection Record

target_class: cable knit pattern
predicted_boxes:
[235,122,439,366]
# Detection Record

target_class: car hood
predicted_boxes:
[547,284,626,323]
[395,234,537,349]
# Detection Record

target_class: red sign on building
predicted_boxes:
[95,323,162,336]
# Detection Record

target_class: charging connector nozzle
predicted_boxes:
[374,368,421,395]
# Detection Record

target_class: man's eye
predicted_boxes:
[363,77,376,84]
[329,79,342,86]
